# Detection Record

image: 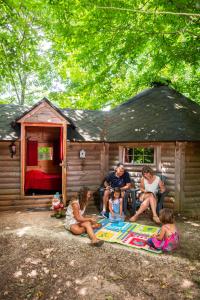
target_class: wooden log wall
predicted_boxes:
[66,142,107,200]
[1,140,199,215]
[160,143,176,209]
[0,141,20,210]
[182,142,200,216]
[0,141,54,211]
[108,142,176,209]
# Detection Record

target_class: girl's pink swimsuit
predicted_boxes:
[147,224,179,252]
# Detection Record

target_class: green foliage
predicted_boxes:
[0,0,199,107]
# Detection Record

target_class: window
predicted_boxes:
[124,147,155,165]
[38,146,53,161]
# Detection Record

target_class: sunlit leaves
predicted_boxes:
[0,0,199,107]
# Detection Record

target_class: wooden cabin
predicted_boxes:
[0,85,200,216]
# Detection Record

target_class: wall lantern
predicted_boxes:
[9,142,16,158]
[79,149,86,159]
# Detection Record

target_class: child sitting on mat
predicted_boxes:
[109,187,124,222]
[65,188,103,247]
[147,208,179,252]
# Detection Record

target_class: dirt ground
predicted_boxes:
[0,210,199,300]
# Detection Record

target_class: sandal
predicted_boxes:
[90,240,104,247]
[153,215,161,224]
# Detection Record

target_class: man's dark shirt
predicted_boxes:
[105,171,131,188]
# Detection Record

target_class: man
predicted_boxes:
[101,163,131,217]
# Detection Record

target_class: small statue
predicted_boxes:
[51,192,65,218]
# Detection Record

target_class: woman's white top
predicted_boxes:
[144,175,160,195]
[65,199,85,229]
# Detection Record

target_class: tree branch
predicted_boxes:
[0,44,21,104]
[96,6,200,17]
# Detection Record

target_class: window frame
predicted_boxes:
[38,145,53,161]
[122,146,157,166]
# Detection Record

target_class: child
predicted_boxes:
[51,192,65,218]
[65,188,103,247]
[109,187,124,222]
[147,208,179,252]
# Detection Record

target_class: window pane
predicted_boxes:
[38,147,53,161]
[144,148,154,155]
[144,156,154,163]
[134,148,144,156]
[134,155,143,164]
[124,147,154,164]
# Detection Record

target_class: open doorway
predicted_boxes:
[24,126,63,196]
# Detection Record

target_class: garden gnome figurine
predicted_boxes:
[51,192,65,218]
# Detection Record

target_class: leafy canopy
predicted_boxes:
[0,0,199,108]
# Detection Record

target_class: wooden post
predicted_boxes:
[119,145,123,163]
[174,142,185,212]
[62,124,67,206]
[156,145,161,172]
[100,142,109,181]
[20,124,25,197]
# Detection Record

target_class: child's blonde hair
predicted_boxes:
[159,208,175,224]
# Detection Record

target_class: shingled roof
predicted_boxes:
[107,86,200,142]
[0,85,200,142]
[0,104,29,140]
[62,108,106,141]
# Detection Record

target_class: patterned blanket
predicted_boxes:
[94,219,162,253]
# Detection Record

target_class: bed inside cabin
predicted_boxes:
[25,126,62,195]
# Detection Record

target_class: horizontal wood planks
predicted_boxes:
[182,142,200,215]
[0,142,20,205]
[66,142,105,202]
[0,142,53,211]
[1,140,200,215]
[109,142,176,208]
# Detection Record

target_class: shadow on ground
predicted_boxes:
[0,211,199,300]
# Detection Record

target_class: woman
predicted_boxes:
[130,166,166,224]
[65,187,104,247]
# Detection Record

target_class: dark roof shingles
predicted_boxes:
[0,86,200,141]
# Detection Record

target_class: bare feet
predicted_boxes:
[129,214,138,222]
[153,215,161,224]
[90,240,104,247]
[92,223,102,229]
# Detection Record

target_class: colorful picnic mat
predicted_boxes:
[94,219,162,253]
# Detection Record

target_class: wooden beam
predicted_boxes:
[20,124,25,197]
[23,123,65,127]
[100,143,109,181]
[62,124,67,205]
[174,142,186,212]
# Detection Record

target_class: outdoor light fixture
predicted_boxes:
[9,142,16,158]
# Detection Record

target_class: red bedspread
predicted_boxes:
[25,170,62,191]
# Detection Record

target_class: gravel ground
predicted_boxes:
[0,211,199,300]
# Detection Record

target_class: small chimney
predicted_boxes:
[150,80,171,88]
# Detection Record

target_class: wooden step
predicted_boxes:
[0,203,51,212]
[0,195,53,211]
[0,198,52,207]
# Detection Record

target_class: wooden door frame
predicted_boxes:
[20,122,67,205]
[62,124,67,205]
